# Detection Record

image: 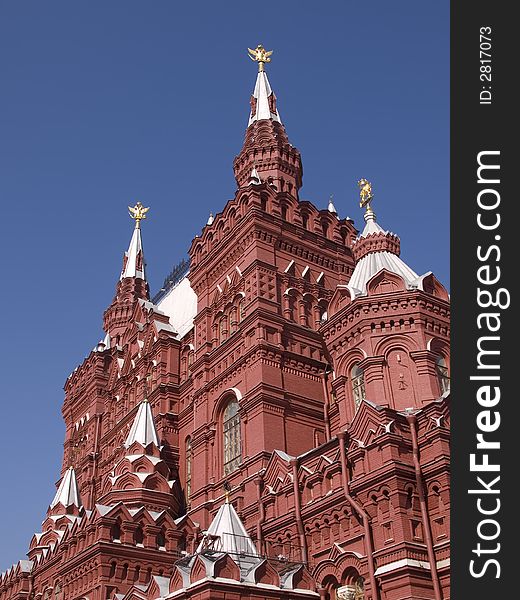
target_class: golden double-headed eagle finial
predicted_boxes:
[128,202,149,229]
[357,178,374,212]
[247,44,273,72]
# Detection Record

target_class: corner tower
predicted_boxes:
[103,202,151,344]
[321,180,450,430]
[233,45,303,195]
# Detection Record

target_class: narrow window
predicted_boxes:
[436,356,450,393]
[111,520,121,542]
[351,364,366,411]
[223,398,241,475]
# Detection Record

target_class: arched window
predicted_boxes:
[219,316,227,343]
[157,528,166,549]
[301,212,309,229]
[335,576,365,599]
[351,364,366,411]
[322,221,329,237]
[185,436,192,507]
[223,398,241,475]
[54,583,62,600]
[436,356,450,393]
[281,204,288,220]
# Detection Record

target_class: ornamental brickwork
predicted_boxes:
[0,53,450,600]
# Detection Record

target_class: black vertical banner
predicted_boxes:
[451,2,514,598]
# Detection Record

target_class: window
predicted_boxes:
[223,398,241,475]
[185,436,192,506]
[219,316,227,342]
[111,520,121,542]
[436,356,450,394]
[351,364,366,411]
[157,529,166,549]
[322,221,329,237]
[134,526,144,546]
[335,576,365,600]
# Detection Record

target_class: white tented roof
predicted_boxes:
[197,500,258,558]
[121,226,145,280]
[248,70,282,126]
[124,400,160,449]
[50,467,82,509]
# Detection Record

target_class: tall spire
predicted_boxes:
[124,399,160,449]
[121,202,149,280]
[50,466,82,510]
[103,203,150,338]
[247,45,281,126]
[234,45,302,194]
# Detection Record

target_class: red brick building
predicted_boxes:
[0,47,450,600]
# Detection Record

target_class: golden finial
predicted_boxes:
[223,480,232,503]
[128,202,149,229]
[357,178,375,220]
[247,44,273,72]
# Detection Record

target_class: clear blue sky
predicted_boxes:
[0,1,449,570]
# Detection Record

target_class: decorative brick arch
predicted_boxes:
[313,553,364,586]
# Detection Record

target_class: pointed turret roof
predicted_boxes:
[328,197,338,215]
[121,225,145,280]
[50,467,82,509]
[234,46,303,192]
[103,204,150,336]
[124,400,160,449]
[197,498,258,557]
[248,69,281,126]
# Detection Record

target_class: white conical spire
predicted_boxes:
[328,196,337,215]
[197,498,258,557]
[50,467,82,509]
[248,69,282,126]
[207,213,214,226]
[120,226,145,280]
[124,400,160,449]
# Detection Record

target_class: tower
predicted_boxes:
[0,47,450,600]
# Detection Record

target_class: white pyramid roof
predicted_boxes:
[197,500,258,557]
[124,400,160,449]
[248,70,281,126]
[50,467,82,509]
[121,226,145,280]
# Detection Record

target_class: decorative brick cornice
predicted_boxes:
[352,231,401,262]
